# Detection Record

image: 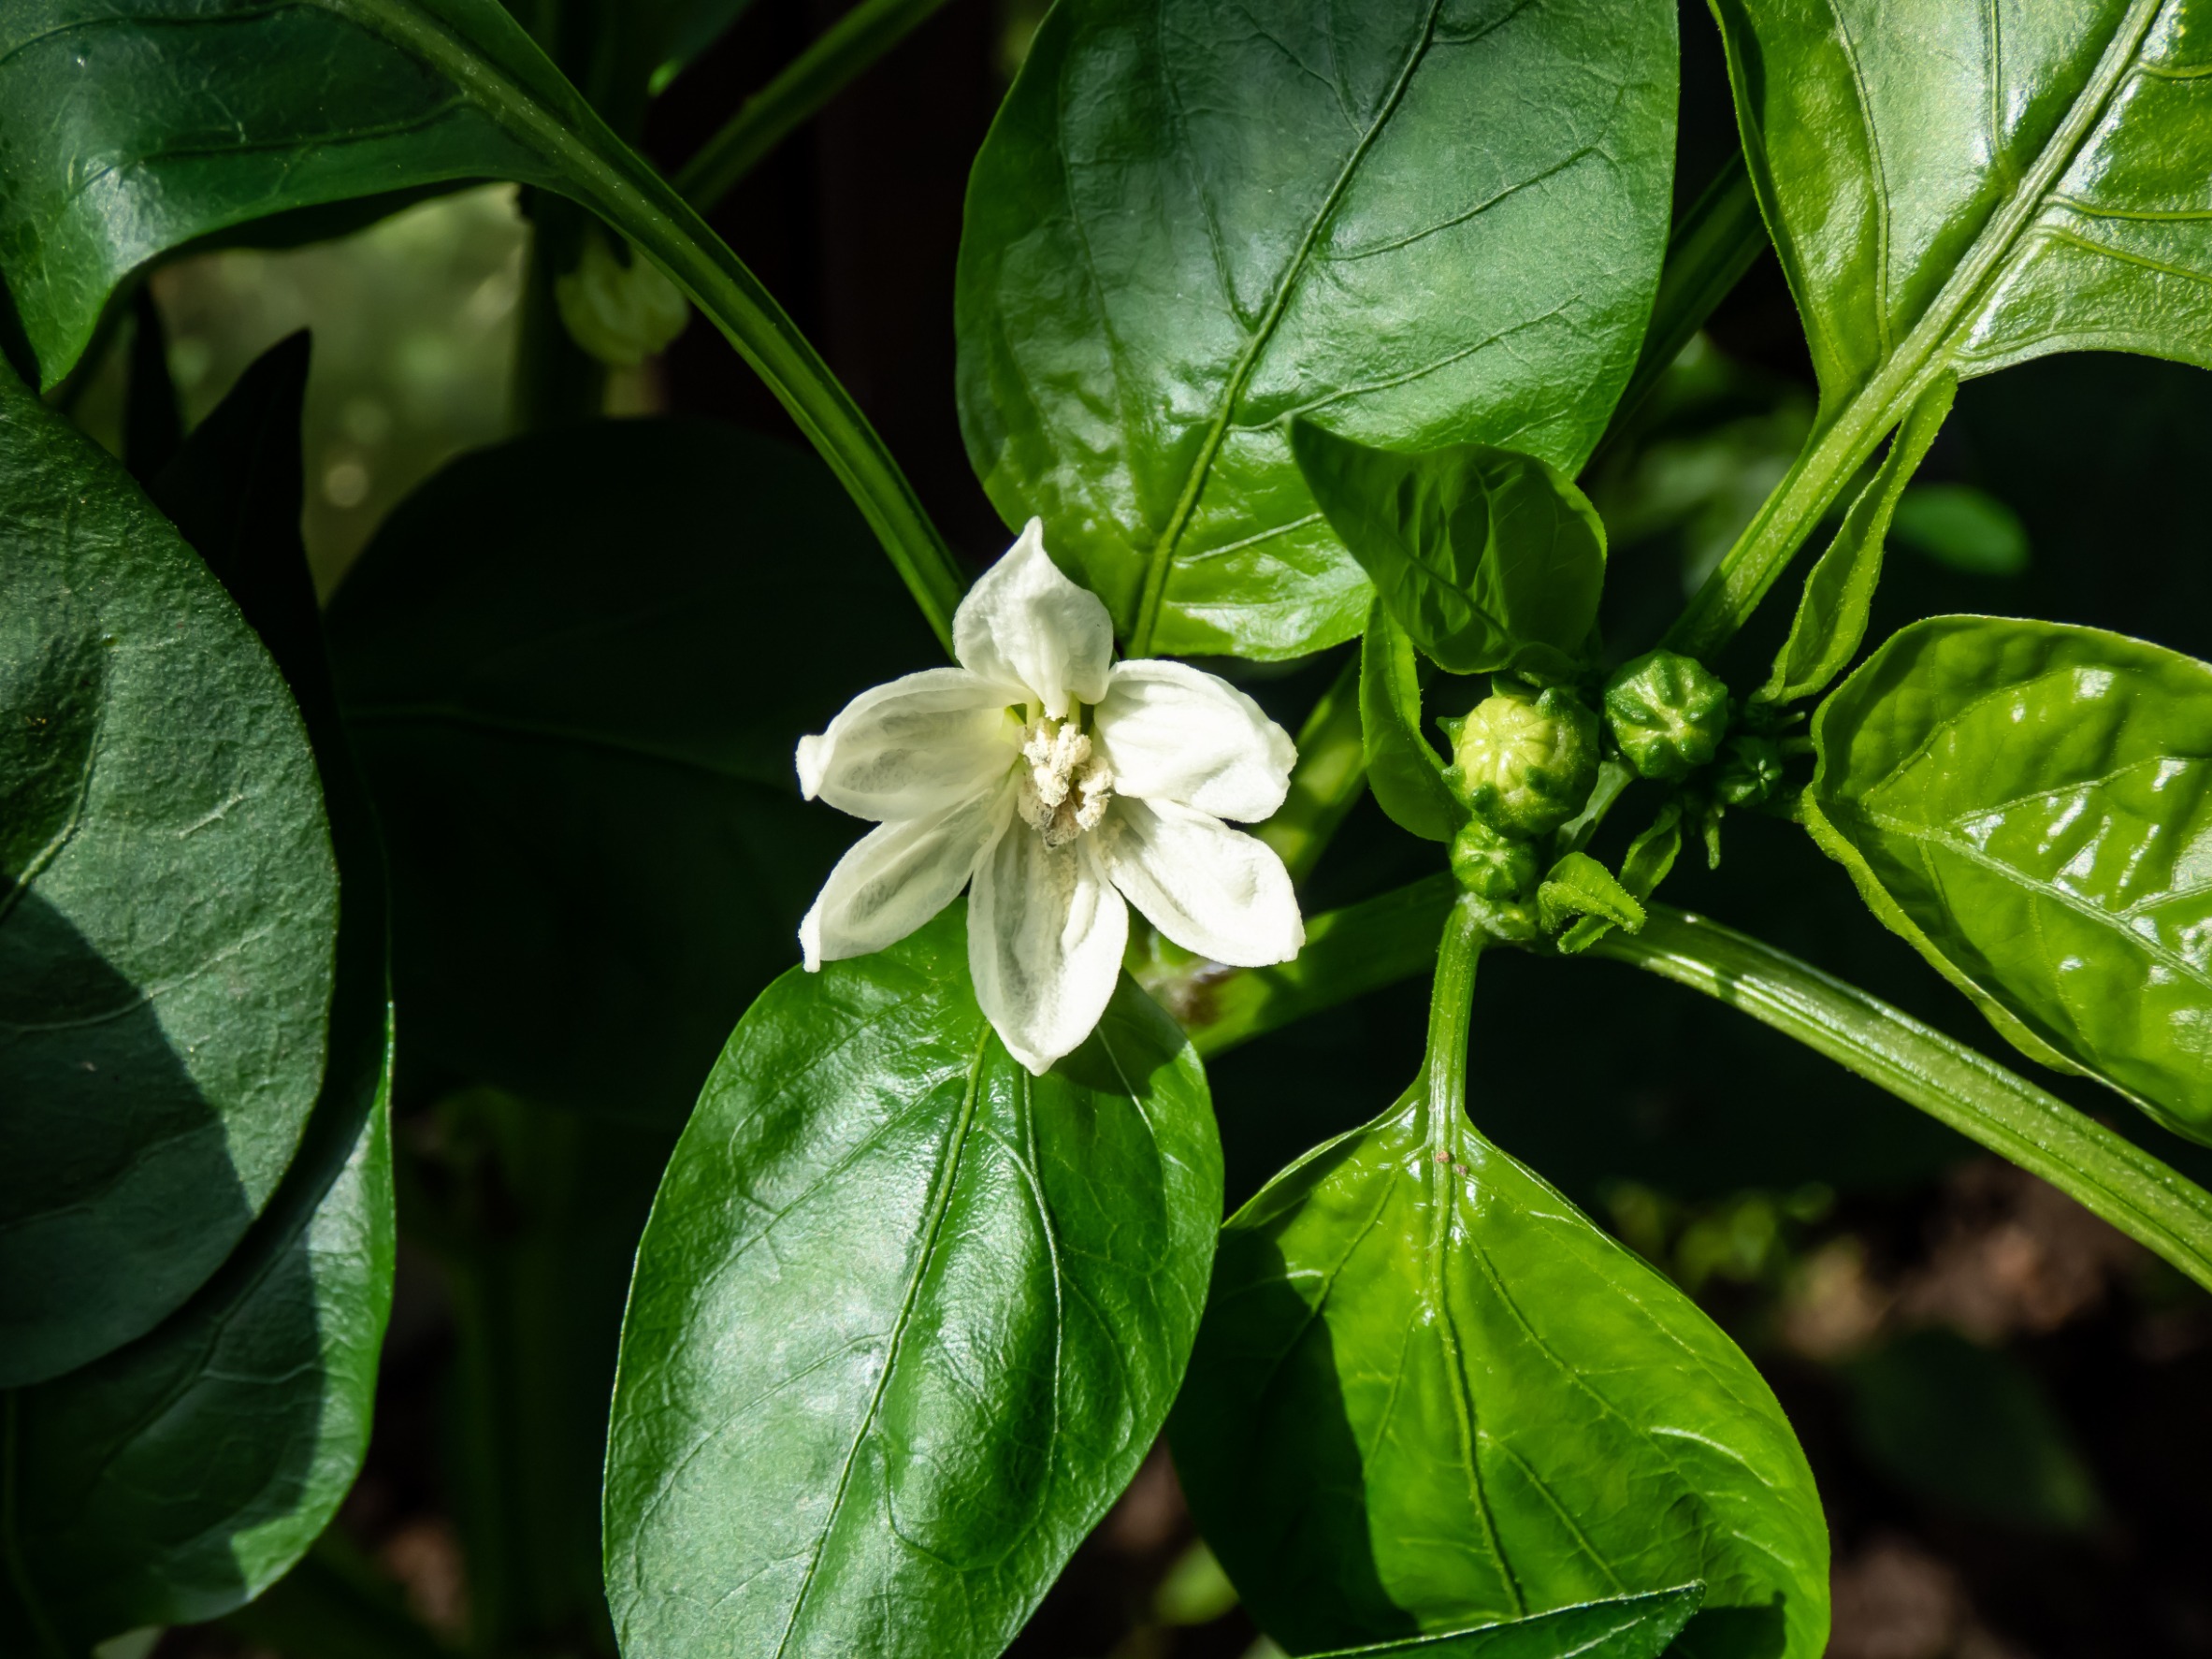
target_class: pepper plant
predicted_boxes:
[3,2,2210,1658]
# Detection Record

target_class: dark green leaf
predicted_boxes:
[1754,376,1954,707]
[601,904,1221,1659]
[1806,616,2212,1145]
[1890,485,2031,577]
[2,337,396,1651]
[1291,423,1606,680]
[1303,1586,1705,1659]
[1360,599,1468,844]
[1843,1330,2101,1535]
[1171,1090,1827,1659]
[0,357,335,1389]
[956,0,1678,659]
[326,417,937,1123]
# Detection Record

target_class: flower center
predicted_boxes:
[1016,713,1113,849]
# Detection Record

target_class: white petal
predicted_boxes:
[800,785,1013,969]
[968,827,1128,1075]
[1101,797,1304,967]
[797,667,1016,822]
[1093,658,1297,821]
[952,518,1114,717]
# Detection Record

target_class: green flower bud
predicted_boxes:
[556,228,690,368]
[1714,733,1786,807]
[1443,681,1600,840]
[1603,650,1729,782]
[1450,816,1540,901]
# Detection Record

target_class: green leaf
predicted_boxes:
[1844,1330,2102,1535]
[1806,615,2212,1146]
[956,0,1678,659]
[326,417,938,1124]
[1717,0,2212,417]
[601,903,1221,1659]
[1539,851,1645,946]
[1890,484,2031,577]
[1754,376,1955,706]
[2,333,396,1652]
[1677,0,2212,659]
[1360,599,1468,844]
[0,357,336,1389]
[0,0,963,642]
[1301,1586,1707,1659]
[1290,423,1606,681]
[1169,1092,1829,1659]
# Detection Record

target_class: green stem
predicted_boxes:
[1257,653,1367,887]
[1149,873,1454,1059]
[1420,895,1487,1148]
[340,0,968,655]
[2,1396,69,1659]
[673,0,956,212]
[1600,151,1765,444]
[1594,905,2212,1296]
[1661,0,2160,662]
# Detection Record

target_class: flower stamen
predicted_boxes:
[1018,714,1114,849]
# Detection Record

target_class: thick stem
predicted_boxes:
[1256,653,1367,887]
[674,0,955,213]
[1595,905,2212,1296]
[1420,895,1487,1151]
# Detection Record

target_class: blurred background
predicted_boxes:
[77,1,2212,1655]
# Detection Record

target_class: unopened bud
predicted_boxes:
[1443,681,1599,840]
[556,228,690,368]
[1603,651,1729,782]
[1451,816,1540,900]
[1713,733,1785,807]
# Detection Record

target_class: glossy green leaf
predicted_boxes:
[326,417,936,1123]
[1170,1091,1828,1659]
[1754,376,1954,706]
[1361,599,1468,844]
[1719,0,2212,411]
[1291,423,1606,681]
[602,904,1221,1659]
[1807,616,2212,1144]
[1676,0,2212,658]
[0,356,334,1389]
[0,0,962,639]
[956,0,1678,659]
[2,333,396,1652]
[1302,1586,1707,1659]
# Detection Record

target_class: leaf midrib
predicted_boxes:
[1125,0,1447,654]
[769,1021,994,1659]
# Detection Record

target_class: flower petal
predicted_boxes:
[968,827,1128,1075]
[797,666,1015,822]
[1101,798,1304,966]
[800,785,1013,969]
[1094,658,1297,821]
[952,518,1113,717]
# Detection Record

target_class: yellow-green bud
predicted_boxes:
[1603,650,1729,782]
[1451,816,1540,900]
[1443,682,1599,840]
[556,228,690,368]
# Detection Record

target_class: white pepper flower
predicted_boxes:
[797,520,1305,1074]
